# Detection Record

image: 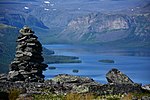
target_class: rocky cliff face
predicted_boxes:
[0,1,150,46]
[0,14,48,29]
[59,13,150,44]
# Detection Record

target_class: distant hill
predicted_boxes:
[0,1,149,47]
[0,24,18,73]
[57,12,150,47]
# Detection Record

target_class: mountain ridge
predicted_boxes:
[57,12,150,45]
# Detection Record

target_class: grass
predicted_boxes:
[65,93,94,100]
[6,88,150,100]
[121,92,150,100]
[33,93,94,100]
[9,88,21,100]
[33,93,64,100]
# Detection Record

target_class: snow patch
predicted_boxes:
[44,1,50,4]
[24,7,29,10]
[131,9,134,11]
[44,8,49,11]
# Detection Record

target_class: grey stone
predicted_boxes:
[15,54,24,58]
[0,74,7,81]
[17,36,27,42]
[141,96,150,100]
[52,74,94,83]
[11,60,20,64]
[23,51,32,56]
[7,71,19,79]
[19,26,34,36]
[27,43,36,46]
[106,68,134,84]
[0,74,145,96]
[142,84,150,91]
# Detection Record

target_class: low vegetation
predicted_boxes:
[72,69,79,73]
[44,55,82,64]
[9,88,21,100]
[99,59,115,63]
[3,87,150,100]
[48,66,56,70]
[32,92,150,100]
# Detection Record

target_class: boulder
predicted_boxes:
[106,68,134,84]
[17,36,28,42]
[142,84,150,91]
[0,74,7,81]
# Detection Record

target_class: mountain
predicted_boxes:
[0,24,18,73]
[0,0,149,47]
[0,0,148,30]
[57,12,150,46]
[0,13,48,29]
[0,1,48,29]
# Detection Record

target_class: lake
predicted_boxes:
[43,44,150,85]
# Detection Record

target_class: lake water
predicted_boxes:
[43,44,150,85]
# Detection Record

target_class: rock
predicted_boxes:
[19,26,34,36]
[0,74,145,96]
[27,43,36,46]
[15,54,24,58]
[90,83,142,95]
[0,74,7,81]
[7,71,19,79]
[17,36,28,42]
[141,96,150,100]
[23,51,32,56]
[6,26,48,82]
[142,84,150,91]
[106,68,134,84]
[52,74,94,83]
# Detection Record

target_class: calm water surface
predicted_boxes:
[43,44,150,85]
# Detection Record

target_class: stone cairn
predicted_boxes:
[7,26,48,82]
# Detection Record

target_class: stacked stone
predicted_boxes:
[7,26,48,82]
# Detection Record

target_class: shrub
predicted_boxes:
[9,88,21,100]
[65,93,94,100]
